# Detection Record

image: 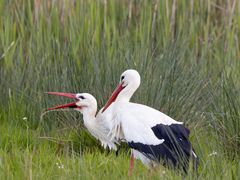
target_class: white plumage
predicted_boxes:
[46,92,118,151]
[102,69,198,172]
[46,69,198,174]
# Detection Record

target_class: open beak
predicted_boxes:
[102,83,125,112]
[46,92,80,111]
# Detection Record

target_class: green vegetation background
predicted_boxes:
[0,0,240,179]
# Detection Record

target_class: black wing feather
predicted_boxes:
[128,123,195,172]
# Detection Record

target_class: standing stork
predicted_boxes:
[46,92,118,151]
[102,69,198,174]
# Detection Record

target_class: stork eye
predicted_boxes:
[78,95,85,100]
[121,76,125,81]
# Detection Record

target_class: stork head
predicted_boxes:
[46,92,97,116]
[102,69,140,112]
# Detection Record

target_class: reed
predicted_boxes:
[0,0,240,178]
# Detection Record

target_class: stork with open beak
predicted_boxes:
[46,92,118,151]
[102,69,198,174]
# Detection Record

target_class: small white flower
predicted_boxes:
[23,117,27,120]
[56,162,64,169]
[209,151,218,156]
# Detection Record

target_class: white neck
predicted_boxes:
[83,112,96,122]
[81,111,98,136]
[115,82,139,103]
[81,110,102,140]
[80,107,97,122]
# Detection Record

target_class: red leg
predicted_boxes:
[128,153,134,176]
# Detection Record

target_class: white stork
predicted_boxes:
[46,92,118,151]
[102,69,198,174]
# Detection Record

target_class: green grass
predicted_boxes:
[0,121,239,179]
[0,0,240,179]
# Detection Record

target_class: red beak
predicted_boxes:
[46,92,80,111]
[102,83,124,112]
[46,92,76,99]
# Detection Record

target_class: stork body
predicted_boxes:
[46,92,118,150]
[103,69,198,173]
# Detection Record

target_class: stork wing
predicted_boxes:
[126,102,183,126]
[112,102,193,170]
